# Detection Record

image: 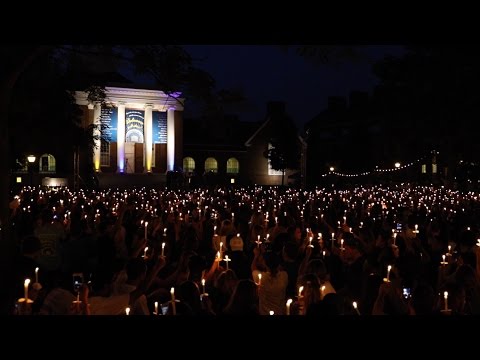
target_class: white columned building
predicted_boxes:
[93,102,102,171]
[144,104,153,173]
[75,87,184,175]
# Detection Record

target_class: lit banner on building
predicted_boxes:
[100,107,118,142]
[153,111,167,144]
[125,109,144,143]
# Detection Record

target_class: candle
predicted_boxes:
[220,242,223,255]
[444,291,449,311]
[125,307,130,315]
[170,287,176,315]
[393,233,397,246]
[224,255,231,270]
[384,265,392,282]
[24,279,30,300]
[286,299,293,315]
[144,222,148,239]
[161,242,165,257]
[448,245,452,254]
[442,254,446,264]
[143,246,148,258]
[298,286,304,298]
[352,301,361,315]
[201,278,206,295]
[360,221,363,228]
[258,273,262,286]
[320,285,326,299]
[35,267,39,284]
[155,301,158,315]
[216,251,221,263]
[308,237,313,248]
[269,310,274,315]
[322,250,326,258]
[340,239,344,250]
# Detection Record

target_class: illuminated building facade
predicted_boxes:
[74,86,184,174]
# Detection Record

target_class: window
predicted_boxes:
[432,164,437,174]
[100,141,110,167]
[267,143,283,176]
[226,158,239,174]
[421,164,426,174]
[205,157,218,173]
[183,157,195,173]
[39,154,56,173]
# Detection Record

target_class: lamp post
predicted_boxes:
[27,155,36,186]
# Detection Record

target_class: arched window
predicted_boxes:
[183,157,195,173]
[205,157,218,173]
[39,154,56,173]
[226,157,239,174]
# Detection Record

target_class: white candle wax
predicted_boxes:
[170,287,176,315]
[161,242,165,257]
[35,267,39,284]
[444,291,449,311]
[202,279,206,295]
[286,299,292,315]
[24,279,30,300]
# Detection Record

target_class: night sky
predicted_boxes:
[182,45,406,129]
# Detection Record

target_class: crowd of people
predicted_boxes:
[8,184,480,315]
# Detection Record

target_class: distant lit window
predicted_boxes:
[39,154,56,173]
[421,164,426,174]
[100,141,110,166]
[183,157,195,172]
[226,158,239,174]
[205,157,218,173]
[432,164,437,174]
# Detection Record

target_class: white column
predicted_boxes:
[117,102,126,173]
[167,108,175,171]
[144,104,153,173]
[93,103,101,172]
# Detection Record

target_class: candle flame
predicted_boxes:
[444,291,448,299]
[24,278,30,287]
[269,310,274,315]
[201,279,205,286]
[170,287,175,295]
[286,299,293,306]
[352,301,358,309]
[162,242,165,249]
[125,307,130,315]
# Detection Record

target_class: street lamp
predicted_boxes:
[27,155,36,186]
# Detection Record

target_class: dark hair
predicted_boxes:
[126,258,147,281]
[264,251,281,277]
[21,235,41,254]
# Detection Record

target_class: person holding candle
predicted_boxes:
[251,249,288,315]
[223,279,259,316]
